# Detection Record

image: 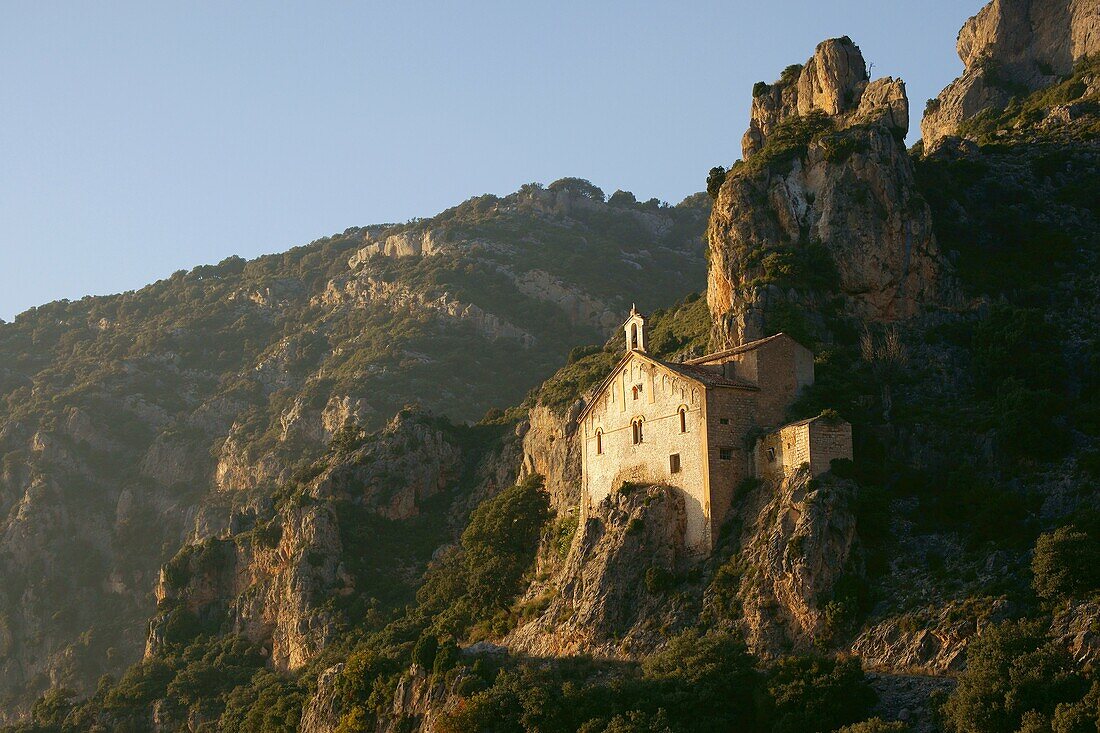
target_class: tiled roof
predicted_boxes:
[660,361,758,390]
[682,333,788,365]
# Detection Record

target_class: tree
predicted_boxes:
[608,190,637,206]
[706,167,727,199]
[642,630,759,732]
[547,178,605,202]
[31,688,76,728]
[762,656,877,733]
[461,474,550,612]
[860,327,909,423]
[1032,524,1100,602]
[942,620,1087,733]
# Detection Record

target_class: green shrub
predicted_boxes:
[461,474,550,613]
[762,655,876,733]
[1032,524,1100,602]
[706,166,728,199]
[744,110,834,173]
[568,344,602,365]
[548,177,605,202]
[644,566,674,594]
[942,619,1089,733]
[412,634,439,670]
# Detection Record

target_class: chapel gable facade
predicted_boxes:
[579,307,852,555]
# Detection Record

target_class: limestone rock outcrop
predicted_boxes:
[711,37,951,347]
[1050,599,1100,667]
[921,0,1100,148]
[742,38,908,159]
[737,468,859,656]
[312,409,463,520]
[299,664,344,733]
[517,402,584,512]
[148,503,350,671]
[851,598,1011,674]
[506,484,690,659]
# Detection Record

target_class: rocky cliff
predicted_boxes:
[709,37,952,348]
[736,467,860,658]
[507,484,691,659]
[921,0,1100,148]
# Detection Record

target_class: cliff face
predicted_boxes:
[146,409,513,679]
[507,484,691,659]
[922,0,1100,148]
[736,467,859,658]
[709,38,952,348]
[147,502,349,672]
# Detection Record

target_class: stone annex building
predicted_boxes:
[579,307,853,554]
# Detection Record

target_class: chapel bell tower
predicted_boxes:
[623,304,648,353]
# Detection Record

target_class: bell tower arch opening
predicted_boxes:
[623,304,648,353]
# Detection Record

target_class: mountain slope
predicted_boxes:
[0,180,708,718]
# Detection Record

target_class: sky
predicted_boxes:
[0,1,983,321]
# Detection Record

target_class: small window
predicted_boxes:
[632,385,640,400]
[719,448,733,460]
[670,453,681,474]
[766,446,776,462]
[596,430,603,455]
[719,418,730,425]
[632,419,644,445]
[679,407,687,433]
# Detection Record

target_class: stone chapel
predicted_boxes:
[579,307,853,554]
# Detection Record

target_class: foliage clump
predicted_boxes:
[737,110,834,174]
[1031,516,1100,603]
[941,619,1096,733]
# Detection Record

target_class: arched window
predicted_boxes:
[632,419,644,445]
[630,323,639,349]
[679,407,687,433]
[596,429,603,454]
[632,385,640,400]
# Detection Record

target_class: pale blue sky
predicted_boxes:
[0,1,981,321]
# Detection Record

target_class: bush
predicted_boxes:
[744,110,834,173]
[609,190,637,206]
[706,166,727,199]
[412,634,439,670]
[644,566,674,594]
[641,630,760,731]
[1032,524,1100,602]
[548,177,605,202]
[762,656,877,733]
[461,474,550,613]
[942,619,1088,733]
[568,344,602,365]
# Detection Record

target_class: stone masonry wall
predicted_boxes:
[808,419,853,475]
[753,418,853,480]
[583,354,710,552]
[704,388,759,541]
